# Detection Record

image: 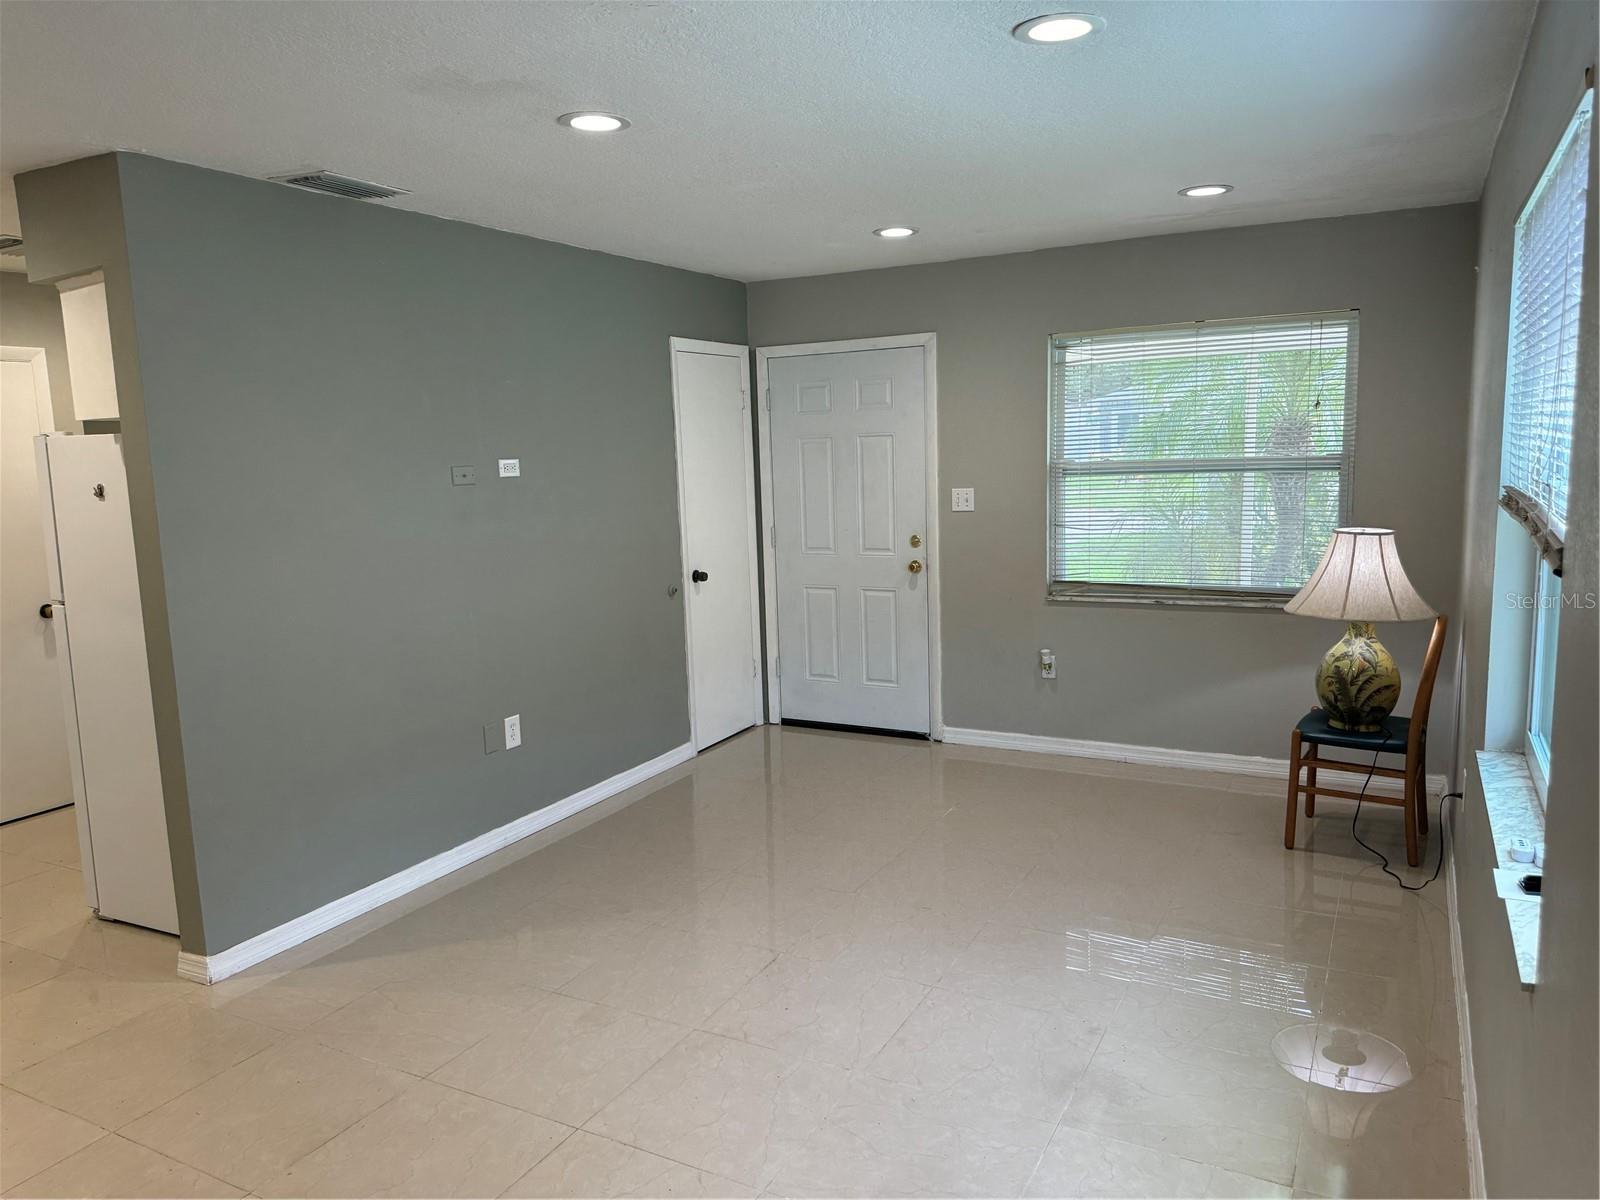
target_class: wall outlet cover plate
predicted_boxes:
[452,465,477,486]
[504,713,522,750]
[498,458,521,478]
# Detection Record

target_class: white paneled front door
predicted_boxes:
[768,346,929,734]
[671,340,762,750]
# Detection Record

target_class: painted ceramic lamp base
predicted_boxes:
[1316,620,1401,731]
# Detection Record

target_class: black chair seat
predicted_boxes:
[1295,708,1409,753]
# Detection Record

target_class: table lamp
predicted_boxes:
[1284,527,1436,731]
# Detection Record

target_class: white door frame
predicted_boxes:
[669,337,764,750]
[1,345,56,431]
[755,332,943,739]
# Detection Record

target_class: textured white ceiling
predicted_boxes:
[0,0,1533,281]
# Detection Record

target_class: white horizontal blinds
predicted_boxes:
[1503,89,1592,541]
[1049,312,1355,596]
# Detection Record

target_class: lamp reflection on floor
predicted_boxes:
[1272,1024,1413,1140]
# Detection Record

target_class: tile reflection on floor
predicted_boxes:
[0,728,1468,1197]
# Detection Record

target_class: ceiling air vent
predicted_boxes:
[0,235,24,255]
[269,171,410,201]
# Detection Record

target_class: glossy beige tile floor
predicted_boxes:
[0,728,1468,1198]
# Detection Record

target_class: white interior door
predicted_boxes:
[1,355,73,823]
[671,340,762,750]
[768,346,929,733]
[40,434,177,933]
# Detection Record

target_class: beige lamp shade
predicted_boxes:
[1284,527,1436,621]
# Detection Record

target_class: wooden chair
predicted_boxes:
[1284,615,1448,867]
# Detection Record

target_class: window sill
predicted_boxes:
[1475,749,1545,990]
[1046,587,1292,611]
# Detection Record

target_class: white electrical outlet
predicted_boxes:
[951,487,975,512]
[504,713,522,750]
[1039,649,1057,679]
[498,458,521,478]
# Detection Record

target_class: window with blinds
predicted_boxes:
[1501,88,1592,547]
[1048,311,1357,603]
[1501,88,1592,805]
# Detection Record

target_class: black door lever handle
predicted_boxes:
[691,569,709,583]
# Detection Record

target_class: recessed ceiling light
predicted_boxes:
[1012,13,1105,43]
[557,111,630,133]
[873,226,918,239]
[1179,183,1234,198]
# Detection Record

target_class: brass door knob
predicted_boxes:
[907,559,923,574]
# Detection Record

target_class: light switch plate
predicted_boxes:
[951,487,975,512]
[498,458,521,478]
[504,713,522,750]
[483,723,502,754]
[452,465,477,487]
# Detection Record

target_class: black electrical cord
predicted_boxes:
[1347,728,1462,891]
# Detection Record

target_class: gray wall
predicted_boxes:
[749,208,1478,771]
[1453,2,1598,1195]
[0,271,75,428]
[18,154,745,954]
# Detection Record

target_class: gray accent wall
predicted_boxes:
[18,153,745,954]
[0,272,75,429]
[1454,2,1598,1194]
[748,207,1478,771]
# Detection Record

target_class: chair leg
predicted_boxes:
[1285,730,1302,850]
[1416,759,1429,835]
[1304,745,1318,817]
[1402,764,1421,868]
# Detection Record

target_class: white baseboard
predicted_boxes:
[1447,832,1486,1198]
[939,726,1448,798]
[176,741,696,986]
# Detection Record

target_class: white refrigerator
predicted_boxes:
[35,433,178,935]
